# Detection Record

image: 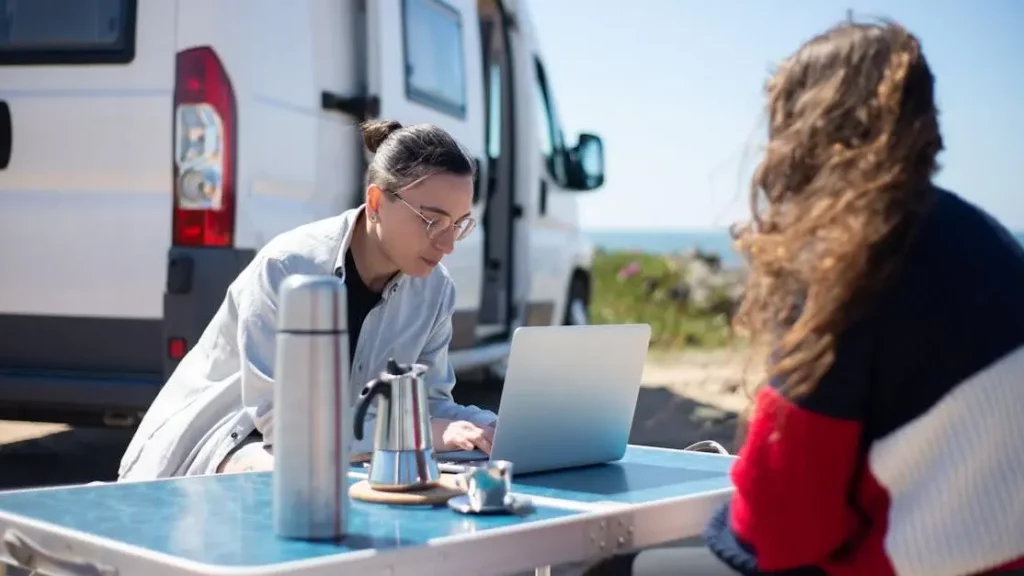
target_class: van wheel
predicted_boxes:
[563,275,590,325]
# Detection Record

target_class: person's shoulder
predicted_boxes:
[404,262,454,293]
[883,185,1024,347]
[913,188,1024,268]
[431,261,455,286]
[261,213,347,259]
[927,188,1022,256]
[400,263,455,311]
[257,212,353,272]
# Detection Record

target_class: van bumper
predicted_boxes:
[162,247,256,380]
[0,369,162,426]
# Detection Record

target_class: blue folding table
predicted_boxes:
[0,445,734,576]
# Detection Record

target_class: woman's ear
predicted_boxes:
[366,184,382,214]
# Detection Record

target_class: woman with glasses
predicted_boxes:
[118,120,497,480]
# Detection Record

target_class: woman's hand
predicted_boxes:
[430,418,495,454]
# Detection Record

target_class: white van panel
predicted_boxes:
[507,0,585,327]
[306,0,366,217]
[0,0,176,318]
[367,0,486,156]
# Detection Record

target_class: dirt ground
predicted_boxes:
[0,350,757,575]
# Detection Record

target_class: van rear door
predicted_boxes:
[0,0,176,416]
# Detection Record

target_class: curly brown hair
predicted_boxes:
[731,21,945,400]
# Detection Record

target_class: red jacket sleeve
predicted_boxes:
[705,318,874,573]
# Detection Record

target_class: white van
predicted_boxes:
[0,0,605,427]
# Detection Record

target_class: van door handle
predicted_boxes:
[0,101,11,170]
[320,91,380,121]
[538,179,548,216]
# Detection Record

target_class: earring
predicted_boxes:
[368,213,378,223]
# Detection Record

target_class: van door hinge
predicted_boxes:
[584,513,636,558]
[321,92,380,121]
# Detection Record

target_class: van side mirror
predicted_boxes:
[565,132,604,192]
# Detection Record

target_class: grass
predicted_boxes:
[590,250,737,349]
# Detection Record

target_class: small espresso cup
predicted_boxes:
[454,460,513,511]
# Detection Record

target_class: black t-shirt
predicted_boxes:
[341,249,383,361]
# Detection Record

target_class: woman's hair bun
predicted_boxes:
[361,119,403,153]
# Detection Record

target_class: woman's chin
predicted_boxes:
[403,258,438,277]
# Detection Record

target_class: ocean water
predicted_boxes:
[588,229,1024,268]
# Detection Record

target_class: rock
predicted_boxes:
[664,252,747,319]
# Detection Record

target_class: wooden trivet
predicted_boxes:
[349,474,465,506]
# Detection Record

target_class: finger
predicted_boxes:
[475,435,493,454]
[466,429,492,454]
[480,426,495,442]
[454,436,476,451]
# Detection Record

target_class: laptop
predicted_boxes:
[435,323,651,475]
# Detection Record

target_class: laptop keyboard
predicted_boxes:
[434,449,488,463]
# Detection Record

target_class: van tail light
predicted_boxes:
[172,47,237,247]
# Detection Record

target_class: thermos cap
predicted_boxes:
[276,274,349,333]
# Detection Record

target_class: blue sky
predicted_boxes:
[526,0,1024,231]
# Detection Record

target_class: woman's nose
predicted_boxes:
[433,228,457,254]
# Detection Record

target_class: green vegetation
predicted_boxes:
[590,250,738,349]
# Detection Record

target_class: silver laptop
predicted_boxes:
[436,323,651,475]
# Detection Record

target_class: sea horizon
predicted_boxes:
[587,228,1024,268]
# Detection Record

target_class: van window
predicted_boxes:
[0,0,136,65]
[403,0,466,118]
[533,58,567,185]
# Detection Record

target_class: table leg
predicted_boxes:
[534,566,552,576]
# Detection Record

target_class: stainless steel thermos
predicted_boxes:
[272,274,351,540]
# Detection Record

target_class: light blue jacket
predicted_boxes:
[118,207,497,480]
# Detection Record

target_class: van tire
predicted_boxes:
[563,273,590,326]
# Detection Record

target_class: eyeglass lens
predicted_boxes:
[427,216,475,241]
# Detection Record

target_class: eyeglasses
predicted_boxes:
[389,192,476,242]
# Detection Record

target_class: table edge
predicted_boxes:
[0,486,734,575]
